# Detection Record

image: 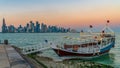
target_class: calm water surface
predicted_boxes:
[0,33,120,68]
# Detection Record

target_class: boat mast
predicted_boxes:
[102,20,114,33]
[88,25,93,33]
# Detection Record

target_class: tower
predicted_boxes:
[2,18,8,33]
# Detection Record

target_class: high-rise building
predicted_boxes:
[17,25,23,32]
[35,21,40,33]
[8,25,15,33]
[29,21,35,32]
[41,23,48,33]
[41,23,44,32]
[26,23,30,32]
[2,18,8,33]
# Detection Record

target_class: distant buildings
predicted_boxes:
[1,18,76,33]
[2,18,8,33]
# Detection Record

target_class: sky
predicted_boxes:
[0,0,120,32]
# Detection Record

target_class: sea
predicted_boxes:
[0,33,120,68]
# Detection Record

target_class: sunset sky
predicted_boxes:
[0,0,120,31]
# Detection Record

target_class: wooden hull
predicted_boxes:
[52,40,115,59]
[53,48,110,57]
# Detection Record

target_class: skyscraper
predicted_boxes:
[8,25,15,33]
[2,18,8,33]
[35,21,40,33]
[26,23,30,32]
[29,21,35,32]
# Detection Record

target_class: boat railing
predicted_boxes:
[61,32,115,52]
[80,32,115,37]
[63,35,114,47]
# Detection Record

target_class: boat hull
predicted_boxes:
[52,40,115,59]
[53,48,110,57]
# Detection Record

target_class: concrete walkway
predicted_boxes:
[0,44,31,68]
[0,44,10,68]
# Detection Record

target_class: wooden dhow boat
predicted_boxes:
[51,20,115,59]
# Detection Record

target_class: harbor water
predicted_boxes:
[0,33,120,68]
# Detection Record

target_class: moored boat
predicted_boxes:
[51,20,115,59]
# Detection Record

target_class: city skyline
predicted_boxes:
[0,0,120,32]
[2,18,72,33]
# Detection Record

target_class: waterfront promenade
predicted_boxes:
[0,44,31,68]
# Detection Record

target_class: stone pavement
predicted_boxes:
[0,44,31,68]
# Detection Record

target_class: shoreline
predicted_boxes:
[29,54,114,68]
[14,45,113,68]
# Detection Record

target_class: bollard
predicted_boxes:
[4,40,8,45]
